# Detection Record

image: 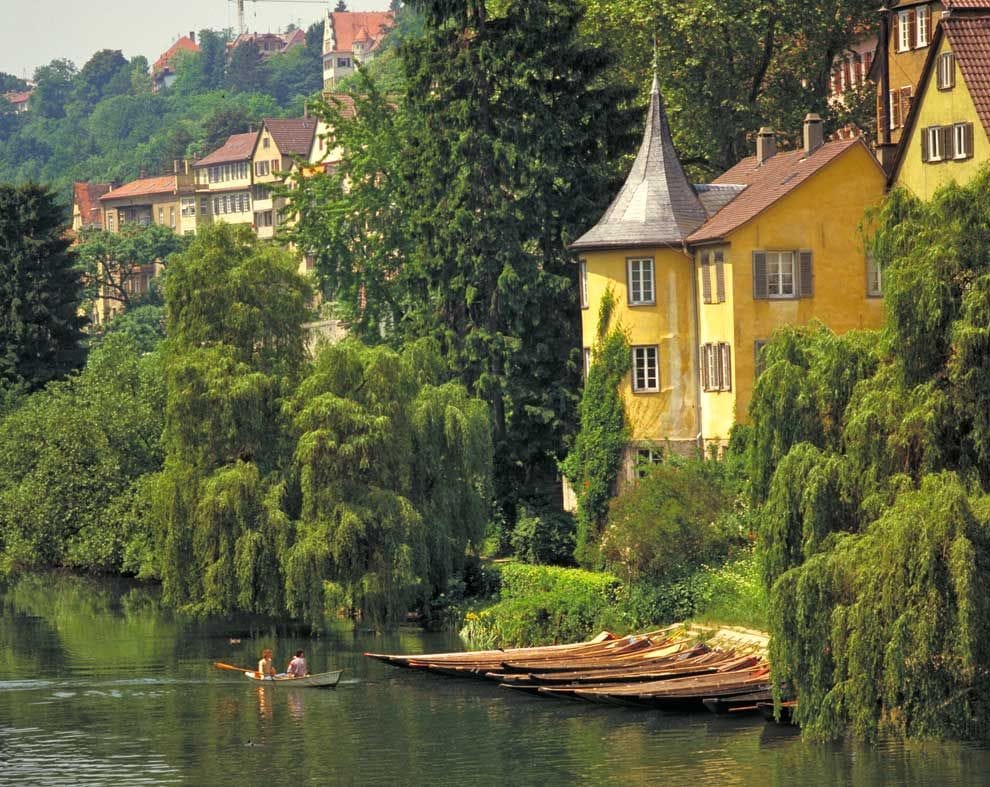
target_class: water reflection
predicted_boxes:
[1,572,990,786]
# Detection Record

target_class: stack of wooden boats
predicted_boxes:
[366,628,784,714]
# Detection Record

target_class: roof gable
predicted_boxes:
[154,36,199,73]
[263,118,318,157]
[571,78,708,251]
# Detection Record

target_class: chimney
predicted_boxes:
[190,31,196,43]
[803,113,824,155]
[756,127,776,165]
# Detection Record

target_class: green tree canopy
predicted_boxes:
[0,183,86,393]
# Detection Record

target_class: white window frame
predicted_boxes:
[181,197,196,217]
[926,126,943,162]
[766,251,795,298]
[898,10,912,53]
[954,123,970,159]
[636,447,663,477]
[938,52,955,90]
[916,5,930,48]
[579,260,588,309]
[582,347,592,379]
[627,257,655,305]
[631,345,660,393]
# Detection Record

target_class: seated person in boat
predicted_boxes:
[286,650,308,678]
[258,648,276,678]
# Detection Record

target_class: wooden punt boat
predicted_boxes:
[498,638,684,674]
[245,670,343,688]
[702,690,772,715]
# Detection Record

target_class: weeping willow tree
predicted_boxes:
[282,339,491,627]
[560,288,630,567]
[757,172,990,740]
[152,224,312,615]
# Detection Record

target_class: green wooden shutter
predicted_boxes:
[752,251,767,299]
[799,250,813,298]
[700,251,712,304]
[714,250,726,303]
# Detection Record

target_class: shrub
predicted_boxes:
[510,507,576,565]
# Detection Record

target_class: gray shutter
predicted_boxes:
[720,343,732,391]
[715,250,726,303]
[921,126,929,162]
[752,251,767,299]
[700,252,712,304]
[799,250,813,298]
[942,125,954,160]
[965,122,975,158]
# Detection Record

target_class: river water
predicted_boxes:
[1,573,988,786]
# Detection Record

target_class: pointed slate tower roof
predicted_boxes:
[571,77,708,251]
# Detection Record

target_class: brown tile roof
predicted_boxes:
[323,93,357,119]
[100,175,187,202]
[154,36,199,74]
[329,11,394,52]
[73,182,111,227]
[282,28,306,51]
[687,138,878,244]
[264,118,318,156]
[944,1,990,8]
[3,90,32,105]
[571,78,708,251]
[944,14,990,133]
[194,131,260,167]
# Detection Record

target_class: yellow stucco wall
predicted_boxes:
[885,2,945,146]
[580,246,698,444]
[694,245,737,442]
[706,142,887,438]
[895,36,990,200]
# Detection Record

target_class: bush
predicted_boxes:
[459,563,623,647]
[600,459,739,582]
[510,507,576,565]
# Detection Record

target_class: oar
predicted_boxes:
[214,661,258,676]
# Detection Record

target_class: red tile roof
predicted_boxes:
[324,93,357,119]
[264,118,318,156]
[944,1,990,8]
[154,36,199,74]
[328,11,393,53]
[3,90,32,105]
[100,175,186,201]
[944,14,990,134]
[73,182,111,227]
[282,28,307,51]
[193,131,260,167]
[687,138,879,244]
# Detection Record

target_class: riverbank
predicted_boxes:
[449,548,767,651]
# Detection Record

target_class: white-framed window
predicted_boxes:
[700,343,732,392]
[867,256,883,298]
[181,197,196,217]
[582,347,592,379]
[169,207,176,228]
[627,258,655,305]
[158,207,164,225]
[631,345,659,392]
[766,251,795,298]
[578,260,588,309]
[263,137,270,149]
[916,5,930,48]
[938,52,955,90]
[898,10,912,53]
[926,126,943,161]
[754,340,768,380]
[107,212,115,232]
[954,122,973,159]
[200,198,209,215]
[337,57,351,68]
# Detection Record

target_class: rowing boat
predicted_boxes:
[214,661,342,688]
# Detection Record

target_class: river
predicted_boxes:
[1,573,987,786]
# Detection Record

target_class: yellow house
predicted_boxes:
[192,131,258,230]
[890,10,990,198]
[571,79,887,482]
[251,118,317,239]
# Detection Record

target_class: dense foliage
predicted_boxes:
[0,183,87,394]
[290,0,637,531]
[757,173,990,740]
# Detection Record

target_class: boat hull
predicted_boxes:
[245,670,342,688]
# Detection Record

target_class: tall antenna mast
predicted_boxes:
[238,0,245,34]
